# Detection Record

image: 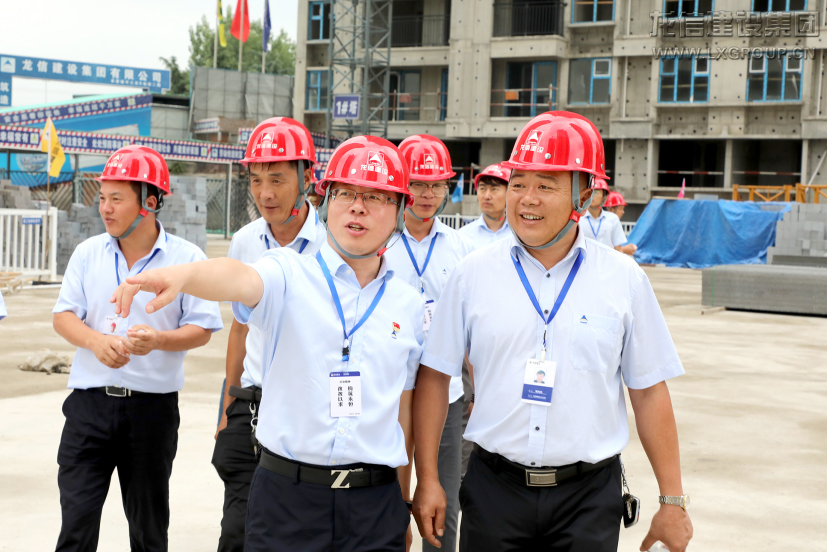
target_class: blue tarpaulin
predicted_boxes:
[627,199,790,268]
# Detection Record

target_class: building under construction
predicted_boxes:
[292,0,827,219]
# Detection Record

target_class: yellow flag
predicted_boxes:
[39,117,65,178]
[218,0,227,47]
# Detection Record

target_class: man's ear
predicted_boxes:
[145,194,158,210]
[303,166,314,187]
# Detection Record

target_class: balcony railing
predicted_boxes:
[391,15,450,47]
[490,86,558,118]
[387,91,448,122]
[493,1,565,38]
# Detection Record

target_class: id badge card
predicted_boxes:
[104,314,125,336]
[423,300,435,332]
[330,371,362,417]
[521,359,556,406]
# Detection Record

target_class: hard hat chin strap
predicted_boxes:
[406,193,448,223]
[318,187,406,260]
[483,211,506,223]
[278,160,309,225]
[510,172,594,251]
[110,183,162,240]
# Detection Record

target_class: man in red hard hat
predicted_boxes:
[52,145,223,551]
[605,190,628,219]
[578,178,637,256]
[459,163,513,250]
[212,117,327,552]
[112,136,423,552]
[412,112,693,552]
[384,134,474,552]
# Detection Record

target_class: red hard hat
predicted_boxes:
[241,117,317,167]
[605,191,628,208]
[316,135,413,207]
[398,134,456,182]
[501,111,609,180]
[474,163,512,189]
[96,145,172,196]
[593,178,609,192]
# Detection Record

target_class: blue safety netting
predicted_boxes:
[627,199,791,268]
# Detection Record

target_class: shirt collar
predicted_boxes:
[477,214,509,233]
[585,209,606,221]
[258,200,319,249]
[509,226,587,273]
[402,217,448,242]
[320,241,395,284]
[105,221,168,255]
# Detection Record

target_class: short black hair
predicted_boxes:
[129,182,164,210]
[478,176,507,187]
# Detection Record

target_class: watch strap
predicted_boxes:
[658,495,688,510]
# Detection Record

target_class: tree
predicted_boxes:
[188,5,296,75]
[158,56,190,95]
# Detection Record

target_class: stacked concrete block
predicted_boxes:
[57,202,105,275]
[157,176,208,252]
[766,203,827,267]
[0,180,33,209]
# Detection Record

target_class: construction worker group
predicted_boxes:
[51,111,693,552]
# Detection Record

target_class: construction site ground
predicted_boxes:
[0,236,824,551]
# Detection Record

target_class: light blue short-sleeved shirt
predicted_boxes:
[458,214,511,250]
[383,218,474,403]
[0,291,6,320]
[53,223,224,393]
[421,229,684,467]
[579,210,627,248]
[227,204,327,388]
[233,242,425,468]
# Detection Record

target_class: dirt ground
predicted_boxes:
[0,235,824,551]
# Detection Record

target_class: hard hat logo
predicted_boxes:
[256,132,274,151]
[362,151,389,175]
[424,154,434,164]
[106,154,121,169]
[521,130,545,153]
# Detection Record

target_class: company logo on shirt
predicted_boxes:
[391,322,400,339]
[361,151,389,175]
[442,268,447,275]
[520,130,545,153]
[580,315,588,324]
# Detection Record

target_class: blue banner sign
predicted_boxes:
[0,54,170,92]
[1,93,152,126]
[332,94,360,120]
[21,217,42,225]
[0,74,10,107]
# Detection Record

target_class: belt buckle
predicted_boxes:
[330,468,363,489]
[105,386,128,398]
[526,468,557,487]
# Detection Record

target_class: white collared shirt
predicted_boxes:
[53,223,224,393]
[458,214,511,250]
[227,203,327,388]
[421,229,684,467]
[233,242,425,468]
[0,291,6,320]
[579,210,627,248]
[383,217,474,403]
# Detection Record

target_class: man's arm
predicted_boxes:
[113,258,263,317]
[412,365,451,548]
[216,320,249,437]
[615,243,637,256]
[122,323,212,356]
[629,381,693,552]
[53,311,130,369]
[398,389,414,551]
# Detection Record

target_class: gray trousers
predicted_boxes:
[423,396,465,552]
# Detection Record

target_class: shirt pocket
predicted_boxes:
[569,314,621,373]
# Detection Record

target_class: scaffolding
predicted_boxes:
[325,0,392,144]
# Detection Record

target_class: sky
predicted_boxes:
[0,0,298,107]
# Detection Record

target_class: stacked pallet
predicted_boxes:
[157,176,208,252]
[766,203,827,267]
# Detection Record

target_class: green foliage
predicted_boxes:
[158,56,190,95]
[188,5,296,75]
[168,160,188,175]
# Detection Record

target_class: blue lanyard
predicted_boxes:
[115,248,161,285]
[587,216,603,239]
[264,234,308,253]
[401,233,438,294]
[316,252,388,362]
[510,249,583,360]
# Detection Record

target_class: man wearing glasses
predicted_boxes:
[384,134,474,552]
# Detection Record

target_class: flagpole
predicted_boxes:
[237,0,244,71]
[213,0,219,68]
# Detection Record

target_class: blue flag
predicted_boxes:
[451,174,464,203]
[263,0,272,52]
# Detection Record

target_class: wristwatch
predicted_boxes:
[659,495,689,511]
[405,500,413,512]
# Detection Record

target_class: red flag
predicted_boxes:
[231,0,250,42]
[677,177,686,199]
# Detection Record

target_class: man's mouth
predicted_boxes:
[521,214,543,221]
[345,222,367,235]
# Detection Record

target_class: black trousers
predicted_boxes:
[459,451,623,552]
[211,398,258,552]
[245,463,411,552]
[55,389,179,552]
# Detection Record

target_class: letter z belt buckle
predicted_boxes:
[330,468,363,489]
[526,469,557,487]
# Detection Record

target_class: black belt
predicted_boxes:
[473,444,617,488]
[89,386,150,397]
[258,449,398,489]
[229,385,262,404]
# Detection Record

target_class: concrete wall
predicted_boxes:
[151,104,189,140]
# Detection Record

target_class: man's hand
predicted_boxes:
[111,267,183,317]
[640,504,693,552]
[215,406,230,440]
[123,325,161,356]
[412,477,447,548]
[618,243,638,256]
[91,334,130,369]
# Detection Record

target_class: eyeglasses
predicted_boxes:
[330,188,399,208]
[410,182,449,197]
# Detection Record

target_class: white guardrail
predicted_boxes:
[440,214,637,237]
[0,207,58,281]
[621,221,636,236]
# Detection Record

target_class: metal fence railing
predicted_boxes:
[491,86,558,118]
[391,15,450,47]
[438,213,478,230]
[0,207,58,281]
[389,91,448,122]
[493,1,565,38]
[206,177,262,236]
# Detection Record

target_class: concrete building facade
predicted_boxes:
[293,0,827,219]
